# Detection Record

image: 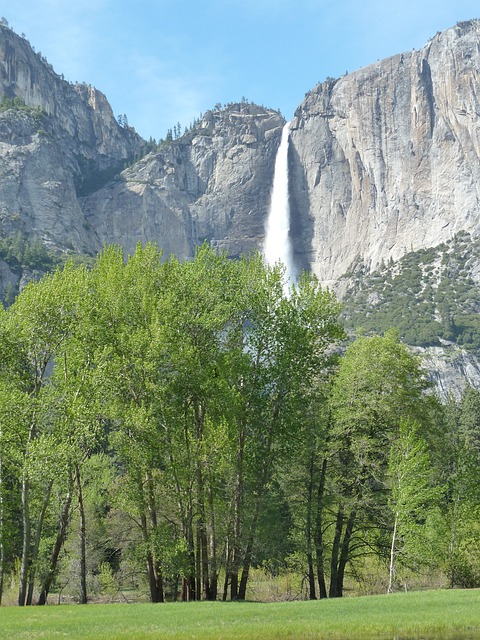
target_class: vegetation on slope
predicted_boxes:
[0,96,45,118]
[0,229,60,305]
[342,231,480,354]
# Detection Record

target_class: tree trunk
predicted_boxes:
[168,442,195,602]
[222,538,230,601]
[230,571,239,600]
[335,509,356,597]
[18,415,38,607]
[75,466,87,604]
[237,465,269,600]
[448,494,461,589]
[199,523,210,599]
[314,458,328,599]
[186,520,196,600]
[193,397,210,600]
[195,467,210,599]
[146,552,164,603]
[18,476,31,606]
[37,484,73,605]
[181,404,196,601]
[238,401,281,600]
[146,472,164,603]
[140,505,164,603]
[229,427,244,600]
[306,452,316,599]
[388,512,399,593]
[329,506,344,598]
[237,473,266,600]
[208,481,218,600]
[26,479,53,604]
[195,527,202,601]
[237,536,253,599]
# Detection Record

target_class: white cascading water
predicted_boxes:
[263,121,296,295]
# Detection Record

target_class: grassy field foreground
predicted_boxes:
[1,589,480,640]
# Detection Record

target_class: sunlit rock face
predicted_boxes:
[289,20,480,290]
[81,105,284,259]
[3,21,480,277]
[0,24,144,254]
[413,345,480,400]
[0,23,284,260]
[0,26,141,159]
[2,21,480,395]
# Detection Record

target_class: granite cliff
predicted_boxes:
[81,105,284,260]
[289,20,480,288]
[0,24,284,264]
[3,21,480,278]
[0,24,144,259]
[1,20,480,394]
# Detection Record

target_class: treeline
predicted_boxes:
[0,230,59,306]
[0,231,57,273]
[0,245,479,606]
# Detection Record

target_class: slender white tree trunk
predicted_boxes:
[388,512,399,593]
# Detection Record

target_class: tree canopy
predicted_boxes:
[0,244,478,605]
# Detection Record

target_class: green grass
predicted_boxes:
[1,589,480,640]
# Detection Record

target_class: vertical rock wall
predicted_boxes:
[289,21,480,289]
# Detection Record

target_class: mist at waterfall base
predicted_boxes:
[263,122,297,297]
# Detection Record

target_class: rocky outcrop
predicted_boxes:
[0,108,93,253]
[0,26,142,163]
[0,26,284,261]
[0,24,144,255]
[82,106,284,259]
[290,20,480,289]
[3,21,480,278]
[415,345,480,400]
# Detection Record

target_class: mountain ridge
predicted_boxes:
[1,19,480,395]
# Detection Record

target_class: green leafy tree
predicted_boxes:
[1,262,92,605]
[387,419,442,592]
[89,243,181,603]
[275,383,332,599]
[440,389,480,588]
[90,245,344,603]
[224,267,343,600]
[327,330,433,597]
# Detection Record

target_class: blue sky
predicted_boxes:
[2,1,479,141]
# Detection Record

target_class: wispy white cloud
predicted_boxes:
[214,0,324,17]
[5,1,110,83]
[125,52,222,138]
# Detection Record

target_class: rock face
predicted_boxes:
[0,27,142,162]
[289,20,480,288]
[3,21,480,279]
[0,25,144,254]
[414,345,480,400]
[0,25,284,262]
[81,106,284,259]
[1,21,480,395]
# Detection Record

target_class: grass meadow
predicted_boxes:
[1,589,479,640]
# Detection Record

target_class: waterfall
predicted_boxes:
[263,121,296,295]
